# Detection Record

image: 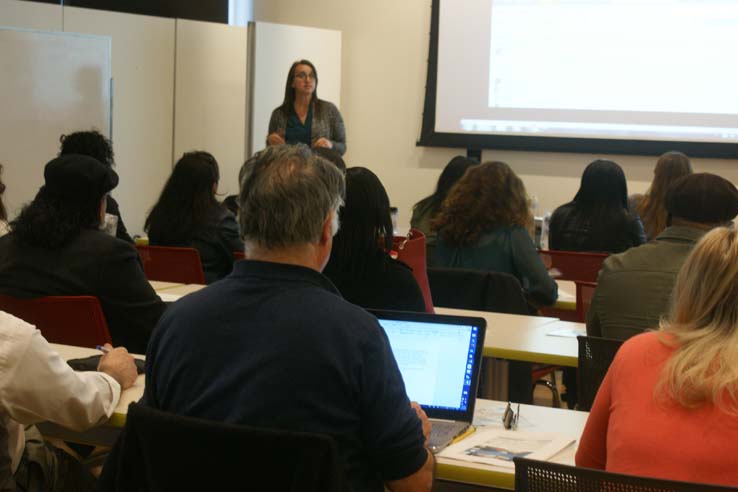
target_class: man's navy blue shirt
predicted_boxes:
[143,260,427,492]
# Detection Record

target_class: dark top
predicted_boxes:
[322,252,426,312]
[549,202,646,254]
[285,105,313,146]
[142,260,427,492]
[149,208,243,284]
[106,195,133,244]
[0,229,166,353]
[435,225,557,306]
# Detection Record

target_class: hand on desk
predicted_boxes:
[97,344,138,390]
[411,401,432,447]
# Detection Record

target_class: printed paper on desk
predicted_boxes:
[439,428,575,469]
[158,292,182,303]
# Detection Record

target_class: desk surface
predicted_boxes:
[48,343,588,489]
[434,307,583,367]
[555,280,576,310]
[148,280,183,291]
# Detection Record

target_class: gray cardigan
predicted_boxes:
[268,99,347,155]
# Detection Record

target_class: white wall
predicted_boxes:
[174,19,248,197]
[253,0,738,227]
[63,7,176,236]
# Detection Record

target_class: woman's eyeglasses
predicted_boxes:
[294,72,315,80]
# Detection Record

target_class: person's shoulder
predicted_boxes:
[0,310,36,346]
[615,331,671,366]
[77,229,137,256]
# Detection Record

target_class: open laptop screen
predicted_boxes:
[369,310,486,420]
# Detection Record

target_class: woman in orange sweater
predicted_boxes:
[576,226,738,485]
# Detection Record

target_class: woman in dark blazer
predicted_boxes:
[145,151,243,284]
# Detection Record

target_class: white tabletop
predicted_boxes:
[434,307,582,366]
[555,280,576,310]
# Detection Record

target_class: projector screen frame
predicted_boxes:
[417,0,738,159]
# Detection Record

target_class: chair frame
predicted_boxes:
[514,457,738,492]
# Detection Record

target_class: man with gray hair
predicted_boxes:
[143,145,433,492]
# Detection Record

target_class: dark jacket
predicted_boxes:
[323,252,426,312]
[0,229,166,353]
[268,100,347,155]
[549,202,646,254]
[149,208,243,284]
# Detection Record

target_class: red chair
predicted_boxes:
[0,294,112,347]
[391,229,434,313]
[538,249,608,282]
[137,245,206,284]
[233,251,245,261]
[575,280,598,323]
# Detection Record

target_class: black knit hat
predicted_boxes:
[44,154,118,203]
[665,173,738,224]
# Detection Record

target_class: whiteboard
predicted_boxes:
[0,27,111,219]
[250,21,342,155]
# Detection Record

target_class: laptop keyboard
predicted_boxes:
[429,420,469,453]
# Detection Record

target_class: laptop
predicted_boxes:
[369,309,487,453]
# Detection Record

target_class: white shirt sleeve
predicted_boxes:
[0,328,121,431]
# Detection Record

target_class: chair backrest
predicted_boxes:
[577,335,625,411]
[98,403,345,492]
[514,457,738,492]
[575,280,598,323]
[539,250,608,282]
[392,229,434,313]
[233,250,245,261]
[0,294,112,347]
[427,267,530,315]
[136,245,206,284]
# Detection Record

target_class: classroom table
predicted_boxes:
[434,307,583,367]
[149,281,206,302]
[148,280,183,291]
[554,280,576,311]
[41,342,590,491]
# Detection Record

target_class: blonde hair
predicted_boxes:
[637,151,692,239]
[657,227,738,412]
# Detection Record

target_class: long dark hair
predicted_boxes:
[11,186,102,248]
[0,163,7,222]
[413,156,477,218]
[568,159,632,234]
[328,167,394,276]
[145,151,220,244]
[280,59,321,117]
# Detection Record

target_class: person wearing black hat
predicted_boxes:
[58,130,134,244]
[0,154,166,353]
[587,172,738,340]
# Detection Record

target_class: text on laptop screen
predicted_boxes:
[378,319,479,412]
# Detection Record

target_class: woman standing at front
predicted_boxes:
[267,60,346,155]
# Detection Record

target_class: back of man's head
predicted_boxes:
[239,144,345,250]
[666,173,738,227]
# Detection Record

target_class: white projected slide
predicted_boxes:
[435,0,738,143]
[381,320,472,409]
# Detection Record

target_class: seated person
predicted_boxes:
[0,310,137,492]
[633,151,693,240]
[59,130,133,244]
[577,226,738,486]
[0,155,166,353]
[0,163,7,237]
[588,173,738,340]
[433,161,557,307]
[323,167,426,312]
[549,160,646,253]
[142,145,433,492]
[410,156,477,265]
[145,151,243,284]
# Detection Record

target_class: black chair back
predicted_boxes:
[98,403,344,492]
[577,335,625,411]
[514,457,738,492]
[427,267,530,315]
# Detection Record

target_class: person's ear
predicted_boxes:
[320,211,334,246]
